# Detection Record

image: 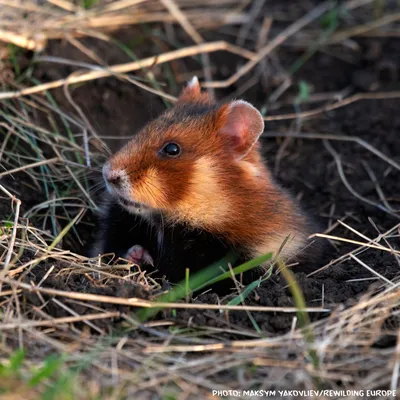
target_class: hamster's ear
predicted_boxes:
[217,100,264,159]
[177,76,213,105]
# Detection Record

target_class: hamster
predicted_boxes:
[91,77,318,282]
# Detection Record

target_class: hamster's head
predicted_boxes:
[103,77,265,228]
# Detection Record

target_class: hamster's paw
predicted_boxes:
[125,244,154,266]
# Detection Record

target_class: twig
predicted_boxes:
[0,41,254,100]
[51,146,98,210]
[47,0,82,12]
[66,35,104,65]
[143,343,226,353]
[0,0,62,14]
[0,311,121,330]
[308,223,400,277]
[36,55,178,103]
[310,233,400,255]
[160,0,203,44]
[263,91,400,121]
[256,16,273,89]
[62,81,97,167]
[202,1,334,88]
[0,29,46,51]
[362,161,394,212]
[236,0,266,47]
[0,185,21,277]
[160,0,215,97]
[349,254,395,287]
[0,157,59,178]
[1,277,330,313]
[329,12,400,44]
[323,140,400,219]
[263,132,400,173]
[51,298,105,335]
[98,0,148,13]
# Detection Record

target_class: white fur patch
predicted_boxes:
[188,76,199,88]
[241,161,262,178]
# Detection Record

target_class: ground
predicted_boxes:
[0,1,399,398]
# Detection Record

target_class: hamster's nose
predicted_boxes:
[103,163,124,188]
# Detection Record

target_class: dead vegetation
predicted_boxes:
[0,0,400,399]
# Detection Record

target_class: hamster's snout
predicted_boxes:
[102,162,152,215]
[103,163,127,194]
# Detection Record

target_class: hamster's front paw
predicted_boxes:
[124,244,154,266]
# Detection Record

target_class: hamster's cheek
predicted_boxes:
[134,167,168,209]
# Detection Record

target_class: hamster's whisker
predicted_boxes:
[143,182,165,202]
[88,182,106,195]
[158,212,165,258]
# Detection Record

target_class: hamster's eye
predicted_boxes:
[160,142,181,158]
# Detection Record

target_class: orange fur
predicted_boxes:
[106,80,312,261]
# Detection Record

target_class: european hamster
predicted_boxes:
[92,77,319,282]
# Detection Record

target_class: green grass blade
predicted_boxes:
[136,251,272,322]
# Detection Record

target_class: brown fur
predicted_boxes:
[106,81,312,261]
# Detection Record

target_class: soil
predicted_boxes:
[2,26,400,338]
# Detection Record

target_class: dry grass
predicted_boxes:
[0,0,400,399]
